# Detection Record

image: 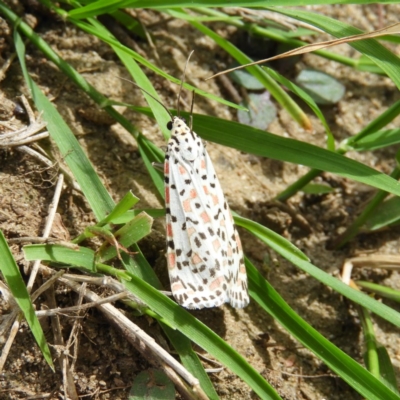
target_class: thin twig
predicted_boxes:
[58,277,208,400]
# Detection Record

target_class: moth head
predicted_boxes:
[167,116,187,131]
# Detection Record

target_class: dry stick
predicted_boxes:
[207,22,400,80]
[58,277,208,400]
[342,255,400,285]
[63,283,87,393]
[45,282,79,400]
[27,174,64,291]
[35,292,130,317]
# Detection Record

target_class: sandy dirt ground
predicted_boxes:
[1,3,400,399]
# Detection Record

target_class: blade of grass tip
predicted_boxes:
[0,231,54,370]
[186,17,311,131]
[264,67,335,150]
[269,8,400,90]
[280,92,400,201]
[246,259,400,400]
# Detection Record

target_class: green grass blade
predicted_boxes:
[13,29,114,221]
[351,129,400,151]
[357,281,400,302]
[22,243,279,399]
[97,212,153,262]
[235,215,400,330]
[359,306,380,377]
[188,18,311,130]
[121,277,282,400]
[66,17,244,111]
[270,8,400,89]
[133,106,400,197]
[100,191,139,225]
[24,245,96,271]
[246,258,400,400]
[364,197,400,231]
[0,231,54,369]
[376,345,400,395]
[170,111,400,198]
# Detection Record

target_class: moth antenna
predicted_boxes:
[189,90,196,132]
[177,50,194,117]
[115,75,173,120]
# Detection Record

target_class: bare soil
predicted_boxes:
[1,3,400,399]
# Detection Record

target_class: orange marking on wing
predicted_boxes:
[187,227,196,237]
[171,282,185,291]
[178,165,187,175]
[183,198,192,212]
[168,253,176,269]
[212,194,219,205]
[227,245,233,257]
[165,187,170,204]
[167,223,173,237]
[212,238,221,251]
[200,159,206,169]
[190,189,197,199]
[164,161,169,175]
[191,253,202,264]
[201,211,210,223]
[209,276,225,290]
[203,185,209,195]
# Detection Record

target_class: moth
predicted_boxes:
[164,114,249,309]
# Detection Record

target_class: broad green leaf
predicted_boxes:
[237,92,277,129]
[295,69,345,105]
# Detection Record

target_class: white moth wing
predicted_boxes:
[165,116,249,309]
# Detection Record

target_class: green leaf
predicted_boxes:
[14,29,114,221]
[230,68,265,90]
[129,369,175,399]
[236,215,400,330]
[364,197,400,231]
[295,69,345,105]
[185,112,400,198]
[237,92,277,130]
[23,245,96,271]
[0,231,54,369]
[351,129,400,151]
